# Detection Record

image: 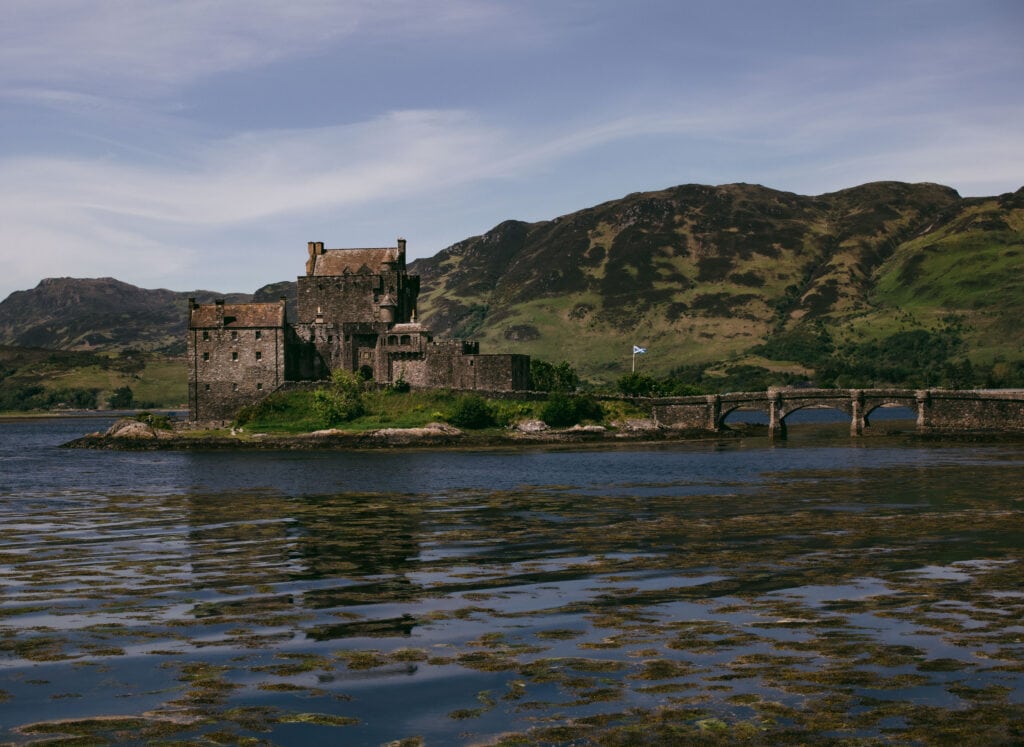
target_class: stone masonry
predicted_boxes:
[188,240,529,421]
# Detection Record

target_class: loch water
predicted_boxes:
[0,416,1022,744]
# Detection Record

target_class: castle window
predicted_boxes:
[231,331,237,340]
[204,384,210,391]
[232,383,238,391]
[202,330,209,340]
[231,352,238,361]
[202,352,210,361]
[327,335,333,343]
[255,330,261,340]
[400,335,411,345]
[256,383,263,390]
[388,335,398,345]
[255,351,262,361]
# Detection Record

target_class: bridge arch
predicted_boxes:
[649,388,1024,437]
[719,403,770,428]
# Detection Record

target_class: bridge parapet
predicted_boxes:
[649,388,1024,437]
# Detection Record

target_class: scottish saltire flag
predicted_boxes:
[633,345,646,354]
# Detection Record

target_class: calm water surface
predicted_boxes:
[1,417,1022,744]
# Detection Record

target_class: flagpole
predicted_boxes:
[632,345,646,373]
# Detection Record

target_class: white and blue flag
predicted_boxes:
[633,345,646,355]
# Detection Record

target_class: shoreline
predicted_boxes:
[59,421,1024,451]
[61,424,745,451]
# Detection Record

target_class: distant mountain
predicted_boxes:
[0,277,295,354]
[2,181,1021,387]
[410,181,1024,383]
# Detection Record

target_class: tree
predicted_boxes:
[530,359,579,392]
[313,370,365,425]
[540,393,603,427]
[447,395,496,429]
[107,386,134,409]
[617,372,658,397]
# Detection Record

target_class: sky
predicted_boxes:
[1,0,1022,300]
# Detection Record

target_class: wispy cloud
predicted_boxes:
[0,0,515,94]
[0,108,514,293]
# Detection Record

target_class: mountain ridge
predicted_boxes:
[408,181,1023,383]
[1,180,1021,386]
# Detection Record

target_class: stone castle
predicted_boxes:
[187,239,530,421]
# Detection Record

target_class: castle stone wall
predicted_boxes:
[188,240,528,421]
[188,321,287,422]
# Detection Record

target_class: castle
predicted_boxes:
[187,239,530,421]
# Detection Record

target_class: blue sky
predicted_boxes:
[1,0,1021,300]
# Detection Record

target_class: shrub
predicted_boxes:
[387,375,411,394]
[617,372,658,397]
[135,411,172,430]
[541,393,603,427]
[447,395,496,429]
[530,359,580,392]
[107,386,134,409]
[313,370,365,426]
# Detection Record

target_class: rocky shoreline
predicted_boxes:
[61,417,741,451]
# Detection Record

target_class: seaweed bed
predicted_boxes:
[2,434,1023,744]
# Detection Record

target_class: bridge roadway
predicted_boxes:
[648,388,1024,438]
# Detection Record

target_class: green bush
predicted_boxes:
[530,359,579,392]
[386,375,411,394]
[447,395,496,429]
[107,386,134,409]
[135,411,172,430]
[617,372,658,397]
[313,370,365,426]
[541,393,603,427]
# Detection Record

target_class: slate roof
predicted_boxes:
[390,322,428,333]
[190,302,285,329]
[312,247,400,276]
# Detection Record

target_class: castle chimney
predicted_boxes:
[215,299,225,326]
[188,297,196,310]
[315,241,324,254]
[397,237,406,253]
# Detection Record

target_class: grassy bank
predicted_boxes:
[232,385,648,435]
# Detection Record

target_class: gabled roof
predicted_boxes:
[312,247,400,276]
[190,302,285,329]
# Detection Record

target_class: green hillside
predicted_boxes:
[0,347,188,412]
[2,181,1022,405]
[412,182,1024,388]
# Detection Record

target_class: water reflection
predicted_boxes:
[1,420,1023,744]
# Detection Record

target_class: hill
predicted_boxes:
[410,182,1024,387]
[2,181,1022,395]
[0,277,296,354]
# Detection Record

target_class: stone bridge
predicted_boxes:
[648,388,1024,438]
